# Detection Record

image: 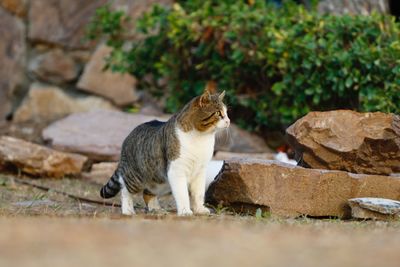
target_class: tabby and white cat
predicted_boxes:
[100,86,230,216]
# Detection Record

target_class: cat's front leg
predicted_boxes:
[189,168,211,215]
[168,163,192,216]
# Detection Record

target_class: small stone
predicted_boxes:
[349,197,400,220]
[287,110,400,175]
[28,49,79,84]
[14,83,117,123]
[77,45,138,106]
[0,136,88,178]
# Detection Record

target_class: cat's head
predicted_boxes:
[184,82,230,133]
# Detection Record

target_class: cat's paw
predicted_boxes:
[177,209,193,216]
[193,206,211,216]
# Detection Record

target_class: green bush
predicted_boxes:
[88,0,400,131]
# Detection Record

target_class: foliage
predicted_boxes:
[88,0,400,131]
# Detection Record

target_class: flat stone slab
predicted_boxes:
[0,135,88,178]
[206,158,400,218]
[42,110,166,161]
[349,197,400,220]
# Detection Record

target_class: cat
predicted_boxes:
[100,85,230,216]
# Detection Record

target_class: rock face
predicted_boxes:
[28,49,79,84]
[14,83,116,123]
[28,0,107,49]
[42,110,165,161]
[286,110,400,175]
[0,0,27,17]
[77,45,138,106]
[0,136,88,178]
[348,198,400,220]
[215,124,272,153]
[206,159,400,218]
[318,0,389,15]
[0,7,26,122]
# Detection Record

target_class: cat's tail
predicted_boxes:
[100,171,121,198]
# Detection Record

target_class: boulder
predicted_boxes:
[0,0,27,17]
[213,151,275,161]
[215,124,273,153]
[286,110,400,175]
[42,110,166,161]
[28,49,79,84]
[206,159,400,218]
[14,83,116,123]
[77,45,138,106]
[0,7,26,122]
[348,197,400,220]
[0,136,88,178]
[28,0,107,49]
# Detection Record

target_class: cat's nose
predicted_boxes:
[225,118,230,127]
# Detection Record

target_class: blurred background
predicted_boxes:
[1,0,399,150]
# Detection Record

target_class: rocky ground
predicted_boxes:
[1,174,400,267]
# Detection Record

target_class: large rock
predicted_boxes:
[0,0,27,17]
[286,110,400,175]
[82,162,118,184]
[215,124,273,153]
[0,136,88,178]
[77,45,138,106]
[348,197,400,220]
[42,110,166,161]
[206,159,400,218]
[28,0,107,49]
[14,83,116,123]
[28,49,79,84]
[0,7,26,122]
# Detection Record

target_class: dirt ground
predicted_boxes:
[1,174,400,267]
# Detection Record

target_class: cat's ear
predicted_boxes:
[205,81,217,94]
[199,90,211,107]
[218,90,226,101]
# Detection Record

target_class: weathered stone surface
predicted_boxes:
[0,136,88,178]
[77,45,138,106]
[213,151,275,161]
[0,7,26,122]
[28,49,79,84]
[206,159,400,218]
[14,83,116,123]
[348,197,400,220]
[286,110,400,175]
[28,0,107,49]
[318,0,389,15]
[42,110,166,161]
[215,124,273,153]
[82,162,118,184]
[0,0,27,17]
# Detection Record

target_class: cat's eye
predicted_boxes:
[216,111,222,117]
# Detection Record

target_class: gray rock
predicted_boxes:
[349,197,400,220]
[42,110,166,161]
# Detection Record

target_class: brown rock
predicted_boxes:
[29,49,79,84]
[28,0,107,49]
[42,110,166,161]
[77,45,138,106]
[0,0,27,17]
[82,162,118,184]
[14,83,116,123]
[348,198,400,220]
[215,124,273,153]
[286,110,400,175]
[0,7,26,122]
[206,159,400,218]
[0,136,88,178]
